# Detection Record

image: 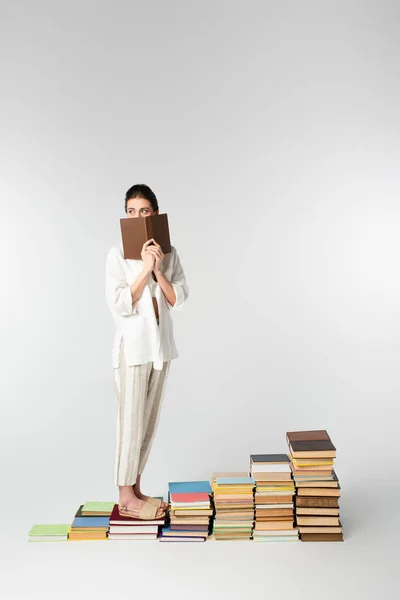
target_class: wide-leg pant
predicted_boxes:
[113,337,171,486]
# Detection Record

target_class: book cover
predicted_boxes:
[28,524,70,537]
[71,516,110,528]
[250,454,289,463]
[170,492,210,503]
[120,213,171,260]
[215,477,255,485]
[168,481,212,494]
[290,439,336,453]
[81,501,115,514]
[286,430,331,443]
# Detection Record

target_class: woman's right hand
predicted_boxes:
[141,239,156,273]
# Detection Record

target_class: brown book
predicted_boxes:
[120,213,171,259]
[256,516,294,522]
[299,525,342,534]
[255,495,294,504]
[300,533,343,542]
[296,516,340,526]
[254,522,295,531]
[289,439,336,459]
[295,497,339,508]
[297,487,340,497]
[255,509,294,517]
[286,430,331,443]
[296,507,339,516]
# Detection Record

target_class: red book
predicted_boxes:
[170,492,210,503]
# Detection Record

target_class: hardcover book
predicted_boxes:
[120,213,171,259]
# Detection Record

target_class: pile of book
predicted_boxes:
[159,481,213,542]
[250,454,299,542]
[28,524,70,542]
[287,430,343,542]
[210,472,255,540]
[108,501,165,540]
[68,501,113,541]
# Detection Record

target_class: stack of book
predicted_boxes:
[28,524,70,542]
[286,430,343,542]
[210,472,255,540]
[108,502,165,540]
[250,454,299,542]
[159,481,213,542]
[68,501,112,540]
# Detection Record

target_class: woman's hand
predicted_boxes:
[146,239,164,273]
[141,239,156,274]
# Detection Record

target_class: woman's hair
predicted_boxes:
[124,184,159,213]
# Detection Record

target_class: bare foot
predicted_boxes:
[120,489,165,518]
[132,484,168,510]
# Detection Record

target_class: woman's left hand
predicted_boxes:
[146,239,164,273]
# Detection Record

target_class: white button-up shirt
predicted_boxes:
[105,244,188,370]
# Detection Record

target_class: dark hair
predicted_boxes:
[124,184,159,213]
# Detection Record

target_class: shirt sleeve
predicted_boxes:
[166,247,189,311]
[105,248,139,317]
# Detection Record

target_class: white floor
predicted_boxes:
[4,478,398,600]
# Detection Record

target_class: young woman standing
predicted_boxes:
[105,184,188,520]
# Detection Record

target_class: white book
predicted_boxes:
[108,533,157,540]
[109,525,158,534]
[251,464,291,473]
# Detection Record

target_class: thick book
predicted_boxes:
[289,439,336,458]
[120,213,171,259]
[295,497,339,508]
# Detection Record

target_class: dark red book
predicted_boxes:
[109,503,165,525]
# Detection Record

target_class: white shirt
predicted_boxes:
[105,244,189,370]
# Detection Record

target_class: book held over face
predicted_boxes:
[120,213,172,259]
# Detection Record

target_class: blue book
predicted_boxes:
[168,481,212,494]
[215,477,255,485]
[71,516,110,528]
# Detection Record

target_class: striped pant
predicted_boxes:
[113,337,171,486]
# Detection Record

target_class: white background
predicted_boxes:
[1,0,399,598]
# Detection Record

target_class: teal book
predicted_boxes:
[168,481,212,494]
[215,477,255,485]
[71,516,110,528]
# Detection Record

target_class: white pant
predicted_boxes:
[113,337,171,486]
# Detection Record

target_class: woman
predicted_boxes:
[105,184,189,520]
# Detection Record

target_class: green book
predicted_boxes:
[28,524,70,541]
[81,501,115,513]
